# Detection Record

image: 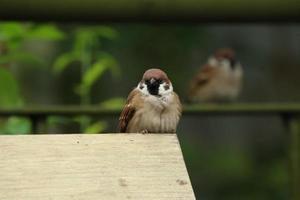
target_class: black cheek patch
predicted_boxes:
[164,84,170,90]
[139,84,144,90]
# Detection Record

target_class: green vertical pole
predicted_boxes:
[288,116,300,200]
[30,115,38,134]
[30,115,46,134]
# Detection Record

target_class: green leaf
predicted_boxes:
[27,25,65,40]
[75,54,120,96]
[0,23,26,50]
[1,117,31,135]
[97,52,121,79]
[0,68,22,108]
[83,60,109,88]
[100,97,125,109]
[76,60,108,95]
[0,22,26,41]
[94,26,118,40]
[46,116,73,126]
[84,121,107,134]
[72,115,91,124]
[73,30,94,52]
[53,52,79,74]
[0,51,46,66]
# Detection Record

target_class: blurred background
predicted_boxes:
[1,22,300,199]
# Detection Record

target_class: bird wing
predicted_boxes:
[118,89,139,133]
[188,65,217,98]
[173,92,182,115]
[194,64,216,86]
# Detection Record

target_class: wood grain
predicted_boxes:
[0,134,195,200]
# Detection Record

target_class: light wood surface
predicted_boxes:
[0,134,195,200]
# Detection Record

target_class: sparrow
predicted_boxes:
[188,48,243,103]
[118,68,182,133]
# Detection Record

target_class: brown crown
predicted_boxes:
[142,68,169,82]
[213,48,236,61]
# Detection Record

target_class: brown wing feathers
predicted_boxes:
[188,65,216,99]
[118,89,138,132]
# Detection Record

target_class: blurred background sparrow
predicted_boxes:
[188,48,243,103]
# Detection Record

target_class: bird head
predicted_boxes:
[138,68,173,97]
[208,48,240,70]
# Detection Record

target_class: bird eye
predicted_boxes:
[164,84,170,90]
[139,84,144,90]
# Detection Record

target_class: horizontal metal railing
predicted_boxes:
[0,103,300,116]
[0,103,299,134]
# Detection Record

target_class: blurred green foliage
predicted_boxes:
[0,22,64,66]
[0,22,65,134]
[53,26,119,99]
[52,26,123,133]
[0,68,30,133]
[0,22,124,134]
[180,137,288,199]
[0,68,22,107]
[0,117,31,134]
[99,97,125,109]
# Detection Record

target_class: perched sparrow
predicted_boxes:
[118,68,182,133]
[188,48,243,103]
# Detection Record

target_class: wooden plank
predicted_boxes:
[0,0,300,22]
[0,134,195,200]
[0,104,300,117]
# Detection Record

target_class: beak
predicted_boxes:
[150,78,156,84]
[146,78,160,96]
[229,58,236,67]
